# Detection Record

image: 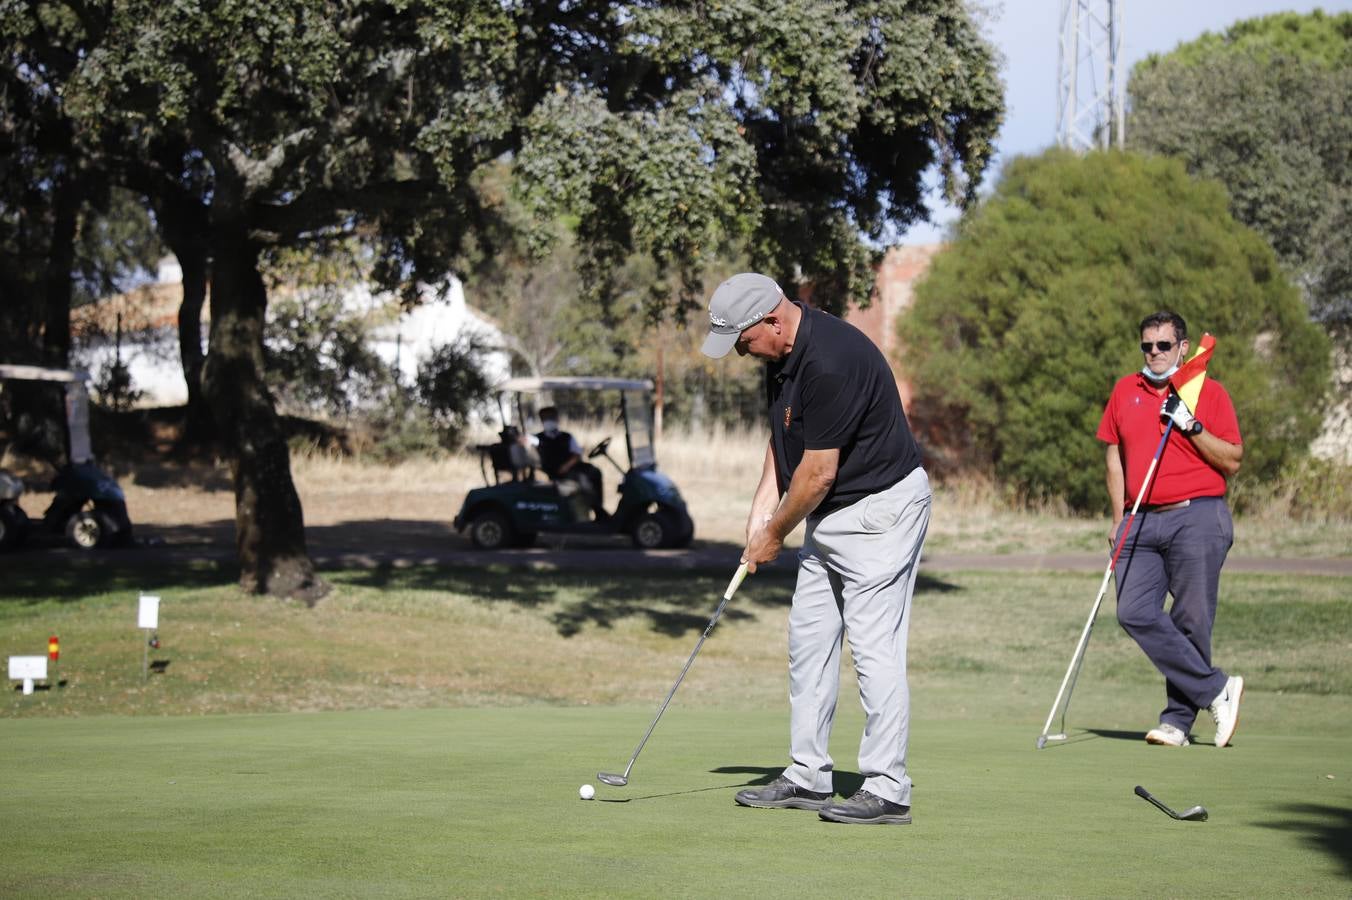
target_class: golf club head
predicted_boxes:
[1036,732,1066,749]
[1135,785,1207,822]
[597,772,628,787]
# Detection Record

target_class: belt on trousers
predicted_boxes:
[1134,499,1191,513]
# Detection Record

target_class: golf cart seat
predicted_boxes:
[486,426,537,484]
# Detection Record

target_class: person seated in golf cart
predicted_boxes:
[534,406,607,520]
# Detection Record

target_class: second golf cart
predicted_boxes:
[0,364,135,550]
[453,377,694,550]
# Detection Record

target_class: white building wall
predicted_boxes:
[75,259,511,409]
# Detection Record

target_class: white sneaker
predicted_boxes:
[1208,675,1244,748]
[1145,723,1190,746]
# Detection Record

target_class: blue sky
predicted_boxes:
[901,0,1352,244]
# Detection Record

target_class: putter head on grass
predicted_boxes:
[597,772,628,786]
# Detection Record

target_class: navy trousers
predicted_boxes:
[1113,497,1233,733]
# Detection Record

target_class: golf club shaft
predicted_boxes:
[1135,785,1180,819]
[1037,421,1174,748]
[615,562,750,780]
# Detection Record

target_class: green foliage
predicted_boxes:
[263,290,395,419]
[90,357,143,413]
[356,392,445,463]
[900,150,1331,512]
[513,0,1004,314]
[414,338,495,448]
[1128,11,1351,325]
[3,0,1006,373]
[1146,9,1351,68]
[3,0,1002,585]
[257,239,396,419]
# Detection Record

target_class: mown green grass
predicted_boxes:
[3,564,1350,719]
[2,708,1349,898]
[3,564,1350,896]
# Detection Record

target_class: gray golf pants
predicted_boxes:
[1114,496,1233,732]
[783,467,931,806]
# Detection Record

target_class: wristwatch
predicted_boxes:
[1188,420,1203,436]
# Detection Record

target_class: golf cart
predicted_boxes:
[453,377,694,550]
[0,364,134,550]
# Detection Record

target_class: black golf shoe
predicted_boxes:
[734,775,832,810]
[818,789,912,825]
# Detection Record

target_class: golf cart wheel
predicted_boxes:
[65,510,108,550]
[631,511,676,549]
[468,509,514,550]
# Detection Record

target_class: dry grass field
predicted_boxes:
[5,418,1350,558]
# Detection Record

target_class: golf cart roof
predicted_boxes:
[0,364,95,465]
[500,376,654,393]
[0,364,90,383]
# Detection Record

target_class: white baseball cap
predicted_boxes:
[700,273,785,359]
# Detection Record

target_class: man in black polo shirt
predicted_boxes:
[701,272,931,826]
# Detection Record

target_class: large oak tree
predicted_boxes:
[3,0,1003,597]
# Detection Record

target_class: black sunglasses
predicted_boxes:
[1140,340,1175,353]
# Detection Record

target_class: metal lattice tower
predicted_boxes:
[1057,0,1125,151]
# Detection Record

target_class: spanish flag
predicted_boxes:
[1169,332,1215,414]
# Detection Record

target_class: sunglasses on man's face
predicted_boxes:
[1140,340,1175,353]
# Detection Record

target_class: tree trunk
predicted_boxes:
[202,226,328,603]
[176,245,213,443]
[151,192,214,445]
[41,168,77,368]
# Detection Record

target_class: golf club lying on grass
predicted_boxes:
[598,562,750,788]
[1134,785,1208,821]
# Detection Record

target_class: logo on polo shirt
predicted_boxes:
[784,405,792,428]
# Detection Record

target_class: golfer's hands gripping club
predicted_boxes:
[742,513,781,574]
[1160,393,1196,432]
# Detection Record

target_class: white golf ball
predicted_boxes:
[579,783,595,800]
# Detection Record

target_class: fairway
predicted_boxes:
[3,564,1350,896]
[2,706,1349,897]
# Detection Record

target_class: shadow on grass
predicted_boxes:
[1259,803,1352,879]
[1036,730,1131,749]
[4,531,965,642]
[334,560,963,638]
[607,766,871,804]
[1084,728,1146,742]
[710,765,867,797]
[2,558,237,605]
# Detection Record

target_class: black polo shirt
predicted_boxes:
[766,303,921,515]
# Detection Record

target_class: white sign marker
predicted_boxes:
[9,656,47,695]
[138,594,160,630]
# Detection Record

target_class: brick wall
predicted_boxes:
[843,243,944,408]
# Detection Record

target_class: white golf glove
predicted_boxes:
[1160,394,1196,432]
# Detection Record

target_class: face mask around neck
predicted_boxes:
[1141,363,1179,384]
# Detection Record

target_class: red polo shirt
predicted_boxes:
[1097,374,1242,506]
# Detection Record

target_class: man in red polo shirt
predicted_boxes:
[1097,311,1245,748]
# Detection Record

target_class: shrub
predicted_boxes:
[414,337,496,450]
[899,149,1331,512]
